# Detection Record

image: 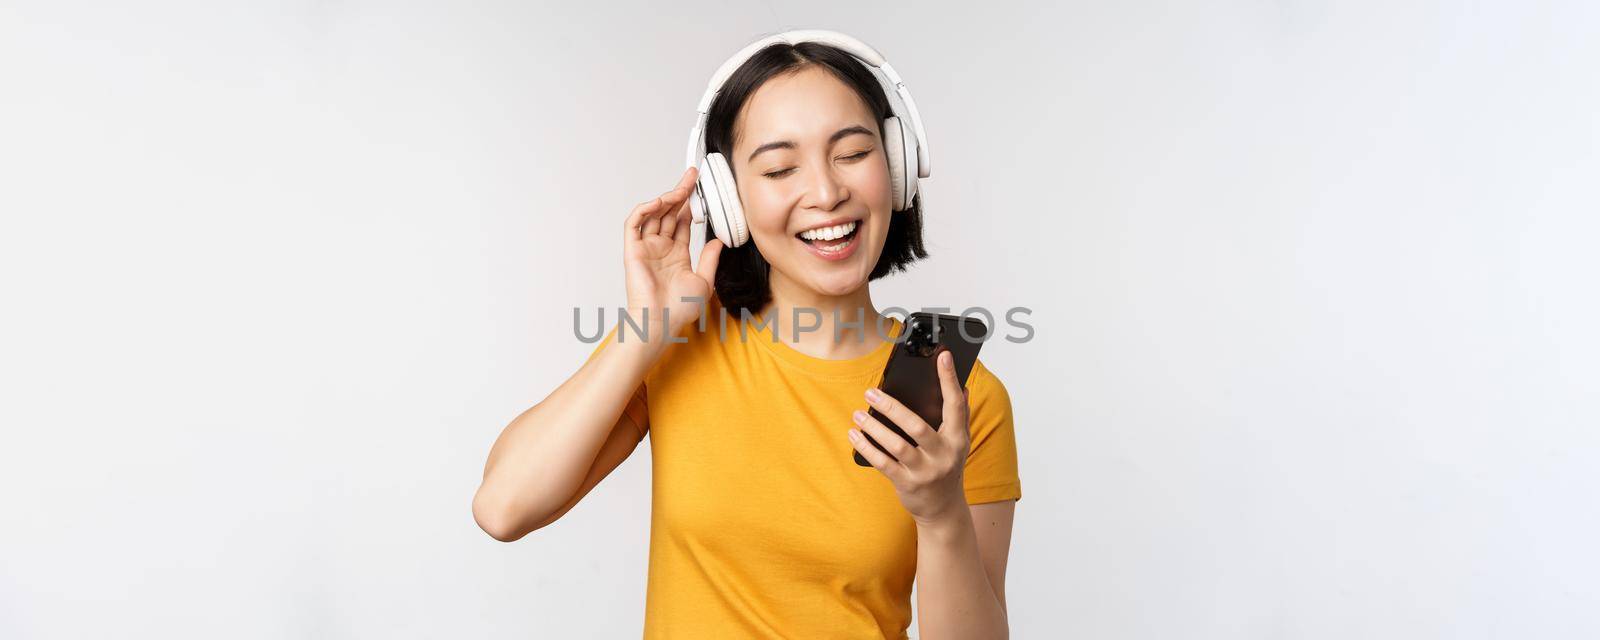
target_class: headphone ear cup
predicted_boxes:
[882,116,918,211]
[705,153,748,247]
[689,164,706,228]
[695,155,730,245]
[897,117,919,207]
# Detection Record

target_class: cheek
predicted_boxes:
[856,160,892,203]
[738,180,797,235]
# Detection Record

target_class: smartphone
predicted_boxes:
[854,312,988,467]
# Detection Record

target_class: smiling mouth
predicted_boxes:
[795,220,861,251]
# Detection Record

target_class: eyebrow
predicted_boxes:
[746,125,875,163]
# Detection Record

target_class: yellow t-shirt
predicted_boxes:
[584,294,1022,639]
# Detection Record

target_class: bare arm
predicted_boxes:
[914,501,1016,639]
[471,333,659,542]
[471,165,721,542]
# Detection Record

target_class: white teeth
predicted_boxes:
[798,220,858,241]
[815,235,853,253]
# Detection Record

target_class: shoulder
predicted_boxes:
[962,357,1017,447]
[641,292,742,384]
[966,357,1012,413]
[960,355,1023,503]
[581,295,731,375]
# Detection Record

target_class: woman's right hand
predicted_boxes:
[622,166,724,346]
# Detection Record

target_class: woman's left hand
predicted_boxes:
[847,349,970,525]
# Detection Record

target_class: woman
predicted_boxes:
[473,32,1021,639]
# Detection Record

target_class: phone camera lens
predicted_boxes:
[913,329,937,357]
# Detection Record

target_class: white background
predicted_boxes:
[2,1,1597,638]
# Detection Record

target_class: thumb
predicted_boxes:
[695,238,724,283]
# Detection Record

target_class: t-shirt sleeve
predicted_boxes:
[961,359,1021,504]
[581,325,650,440]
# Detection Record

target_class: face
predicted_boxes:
[729,65,894,298]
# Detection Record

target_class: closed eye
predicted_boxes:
[762,150,873,179]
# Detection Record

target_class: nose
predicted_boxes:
[802,162,849,212]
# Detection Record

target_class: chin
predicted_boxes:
[808,270,870,296]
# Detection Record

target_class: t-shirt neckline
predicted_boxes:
[742,312,904,379]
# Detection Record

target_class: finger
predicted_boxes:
[663,191,690,241]
[641,207,664,236]
[624,196,666,241]
[936,349,969,440]
[676,165,699,192]
[864,386,936,446]
[847,427,904,479]
[649,180,696,234]
[660,169,695,209]
[671,197,692,246]
[854,408,919,465]
[661,178,693,208]
[695,237,723,281]
[642,191,678,237]
[631,169,694,237]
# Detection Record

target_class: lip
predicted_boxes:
[797,221,862,262]
[793,216,862,235]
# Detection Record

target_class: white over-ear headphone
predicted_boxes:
[685,30,932,250]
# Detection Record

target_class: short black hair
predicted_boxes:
[702,41,929,320]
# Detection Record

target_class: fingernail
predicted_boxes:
[853,409,866,423]
[847,429,860,441]
[865,388,881,402]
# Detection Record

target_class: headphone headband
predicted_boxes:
[683,30,931,179]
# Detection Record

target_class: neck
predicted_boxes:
[757,271,890,360]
